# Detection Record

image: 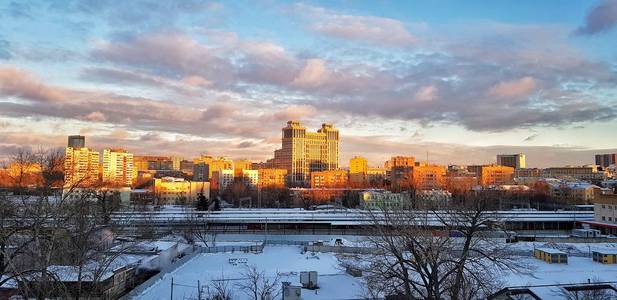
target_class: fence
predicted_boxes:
[200,244,264,254]
[304,245,377,254]
[119,245,203,300]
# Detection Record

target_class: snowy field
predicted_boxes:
[134,242,617,300]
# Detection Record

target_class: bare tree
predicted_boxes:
[360,193,529,299]
[206,272,234,300]
[179,208,217,247]
[235,265,281,300]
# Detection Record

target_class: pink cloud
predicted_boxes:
[0,66,67,102]
[488,76,536,98]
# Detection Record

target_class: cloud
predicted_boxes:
[0,66,68,102]
[414,85,437,102]
[83,111,107,122]
[574,0,617,35]
[488,76,536,98]
[298,4,416,47]
[524,133,539,142]
[292,59,328,87]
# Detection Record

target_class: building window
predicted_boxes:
[603,216,606,221]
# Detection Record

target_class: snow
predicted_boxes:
[135,245,365,300]
[132,240,617,300]
[502,256,617,298]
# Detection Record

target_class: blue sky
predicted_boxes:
[0,0,616,167]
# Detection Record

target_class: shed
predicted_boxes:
[534,248,568,264]
[592,250,617,264]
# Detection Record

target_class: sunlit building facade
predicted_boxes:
[154,177,209,204]
[102,148,134,186]
[497,153,526,169]
[258,168,287,188]
[480,165,515,186]
[384,156,416,170]
[274,121,339,186]
[310,170,348,188]
[64,147,100,187]
[412,164,447,190]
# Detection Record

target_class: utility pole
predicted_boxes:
[170,277,174,300]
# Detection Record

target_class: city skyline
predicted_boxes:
[1,1,617,167]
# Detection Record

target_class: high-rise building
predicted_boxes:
[67,135,85,148]
[412,164,447,190]
[496,153,526,169]
[595,154,617,168]
[274,121,339,186]
[64,147,100,187]
[242,169,259,188]
[234,159,253,177]
[214,169,235,191]
[193,162,209,181]
[171,156,183,171]
[102,148,134,186]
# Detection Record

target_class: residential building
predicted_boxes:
[593,188,617,226]
[349,156,368,174]
[102,148,134,186]
[180,160,194,175]
[366,167,387,187]
[171,156,183,171]
[446,174,478,194]
[133,155,172,171]
[193,162,209,181]
[242,169,259,188]
[215,169,235,190]
[258,168,287,188]
[479,165,515,186]
[543,166,606,181]
[496,153,526,169]
[390,166,413,191]
[515,168,542,178]
[234,159,253,177]
[349,156,368,188]
[384,156,415,170]
[596,154,617,168]
[273,121,339,186]
[154,177,209,204]
[67,135,85,148]
[412,164,447,190]
[64,147,100,187]
[360,190,409,209]
[209,157,234,180]
[310,170,348,188]
[545,180,598,204]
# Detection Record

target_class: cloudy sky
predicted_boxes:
[0,0,616,167]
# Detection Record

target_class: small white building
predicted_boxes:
[360,190,409,209]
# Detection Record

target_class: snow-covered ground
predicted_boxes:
[136,245,365,300]
[134,242,617,300]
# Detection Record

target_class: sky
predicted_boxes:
[0,0,616,168]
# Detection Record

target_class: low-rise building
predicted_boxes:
[477,165,515,186]
[412,165,447,190]
[310,170,348,188]
[360,190,410,209]
[543,166,607,181]
[153,177,209,204]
